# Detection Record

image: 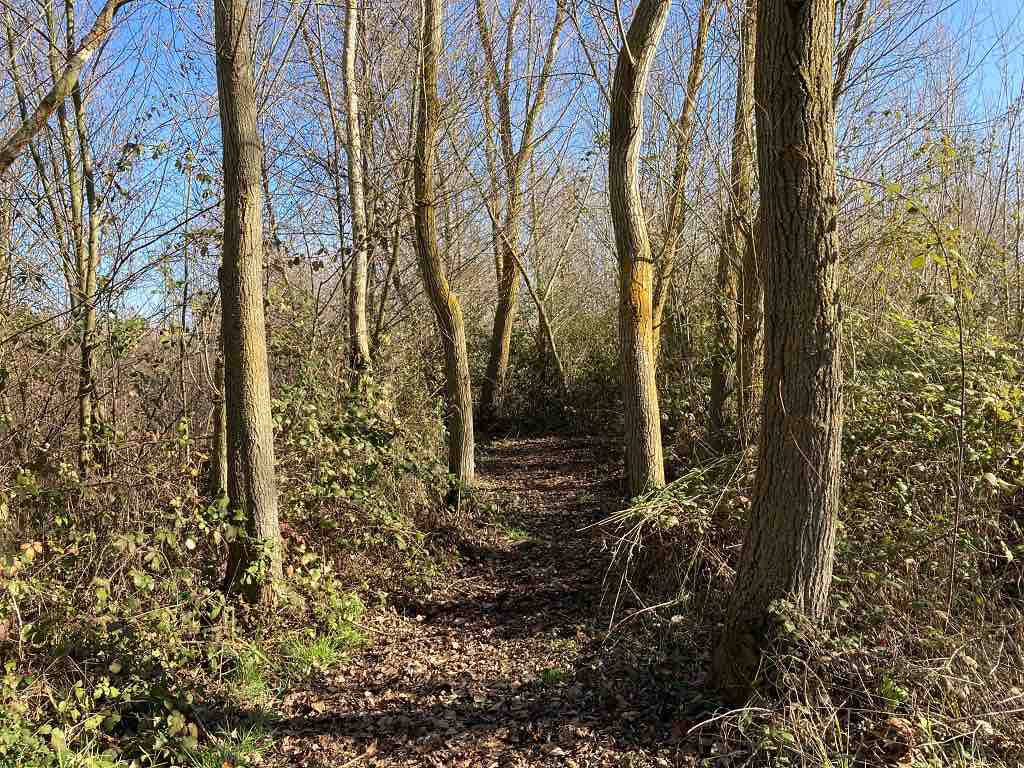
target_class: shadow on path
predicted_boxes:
[220,436,711,767]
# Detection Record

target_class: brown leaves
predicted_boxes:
[865,716,916,765]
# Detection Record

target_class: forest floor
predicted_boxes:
[254,435,701,768]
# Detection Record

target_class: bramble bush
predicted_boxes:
[0,338,457,766]
[600,314,1024,766]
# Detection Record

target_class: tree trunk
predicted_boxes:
[344,0,370,370]
[0,185,9,308]
[487,208,569,400]
[732,0,761,447]
[708,233,737,448]
[609,0,669,496]
[415,0,474,487]
[214,0,283,603]
[479,185,523,421]
[70,7,103,471]
[209,349,228,498]
[712,0,843,700]
[651,0,713,358]
[43,0,91,475]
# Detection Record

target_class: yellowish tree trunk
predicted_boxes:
[609,0,669,496]
[214,0,283,603]
[415,0,474,486]
[712,0,843,700]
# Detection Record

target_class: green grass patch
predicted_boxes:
[186,725,270,768]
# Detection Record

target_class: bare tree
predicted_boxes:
[344,0,370,370]
[652,0,715,358]
[732,0,760,446]
[214,0,283,603]
[476,0,566,421]
[609,0,671,496]
[415,0,474,487]
[0,0,132,176]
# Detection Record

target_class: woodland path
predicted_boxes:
[265,435,701,768]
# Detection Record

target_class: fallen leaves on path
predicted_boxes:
[223,437,718,767]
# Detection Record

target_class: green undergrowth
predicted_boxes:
[0,361,460,766]
[606,315,1024,766]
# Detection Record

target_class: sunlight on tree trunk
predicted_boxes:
[609,0,669,497]
[214,0,283,604]
[712,0,843,700]
[415,0,474,487]
[733,0,761,448]
[344,0,370,371]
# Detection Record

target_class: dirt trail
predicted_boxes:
[272,436,690,767]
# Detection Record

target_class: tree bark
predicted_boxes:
[732,0,761,447]
[708,228,737,448]
[69,0,104,473]
[42,0,92,474]
[214,0,283,603]
[0,185,9,307]
[344,0,370,370]
[609,0,669,496]
[712,0,843,700]
[415,0,474,487]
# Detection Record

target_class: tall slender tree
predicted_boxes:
[0,180,10,312]
[343,0,370,370]
[415,0,475,487]
[712,0,843,698]
[214,0,283,603]
[609,0,670,496]
[37,0,102,475]
[69,0,104,475]
[732,0,760,446]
